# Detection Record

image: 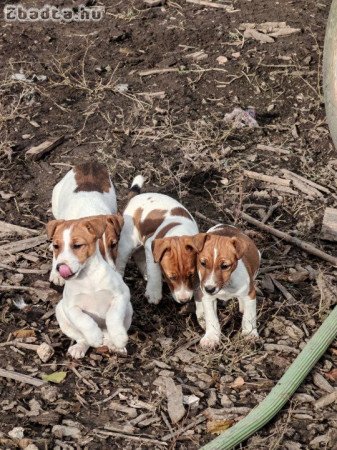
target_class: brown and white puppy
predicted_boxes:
[193,224,260,349]
[47,215,132,359]
[116,177,200,304]
[50,161,123,284]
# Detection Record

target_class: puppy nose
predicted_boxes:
[56,264,63,272]
[205,285,216,294]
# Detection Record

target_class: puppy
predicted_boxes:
[116,177,200,305]
[193,224,260,348]
[47,216,132,358]
[47,161,132,358]
[50,161,122,284]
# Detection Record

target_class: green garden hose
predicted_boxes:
[201,306,337,450]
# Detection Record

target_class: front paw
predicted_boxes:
[107,330,128,350]
[242,327,259,339]
[102,335,128,355]
[68,343,89,359]
[49,270,65,286]
[145,288,162,305]
[86,329,103,348]
[200,333,220,349]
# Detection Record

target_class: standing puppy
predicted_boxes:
[193,224,260,349]
[116,177,200,305]
[47,161,132,358]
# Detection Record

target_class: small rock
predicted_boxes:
[52,425,81,440]
[220,394,233,408]
[183,394,200,407]
[175,348,196,363]
[231,52,241,59]
[216,56,228,65]
[8,427,24,439]
[40,385,58,403]
[37,343,54,362]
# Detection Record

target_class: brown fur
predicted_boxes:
[103,214,124,261]
[155,222,180,239]
[171,207,193,221]
[47,216,108,264]
[74,161,111,194]
[152,236,198,295]
[194,226,259,297]
[133,208,167,241]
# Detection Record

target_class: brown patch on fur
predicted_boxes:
[104,214,124,261]
[74,161,111,193]
[171,207,193,221]
[133,208,167,242]
[196,225,259,294]
[155,222,180,239]
[47,216,108,264]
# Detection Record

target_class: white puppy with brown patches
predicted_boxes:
[116,177,200,305]
[47,161,132,358]
[192,224,260,349]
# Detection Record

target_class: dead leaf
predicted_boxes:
[230,376,245,389]
[12,329,36,339]
[325,369,337,382]
[42,371,67,384]
[207,419,234,434]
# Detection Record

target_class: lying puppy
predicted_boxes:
[50,161,122,285]
[47,216,132,358]
[116,177,199,305]
[193,224,260,348]
[48,161,131,358]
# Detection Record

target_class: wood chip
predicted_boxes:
[314,390,337,409]
[0,235,47,255]
[244,28,274,43]
[0,221,39,237]
[25,136,65,161]
[165,378,185,424]
[321,208,337,242]
[313,372,334,393]
[243,170,290,187]
[186,0,238,10]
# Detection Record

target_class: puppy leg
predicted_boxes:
[199,296,221,349]
[240,294,258,337]
[105,286,132,351]
[132,247,147,280]
[115,216,138,276]
[144,241,163,305]
[55,302,89,358]
[194,288,205,329]
[66,306,103,348]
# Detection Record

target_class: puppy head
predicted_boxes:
[103,213,124,262]
[46,215,107,280]
[194,233,247,296]
[152,235,203,303]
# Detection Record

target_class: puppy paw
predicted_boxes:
[68,343,89,359]
[200,334,220,349]
[145,289,162,305]
[102,336,128,356]
[242,328,259,339]
[49,270,65,286]
[86,329,103,348]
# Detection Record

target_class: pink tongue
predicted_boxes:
[58,264,73,279]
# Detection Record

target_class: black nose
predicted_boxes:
[56,264,62,272]
[205,285,216,294]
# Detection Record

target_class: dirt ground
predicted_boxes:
[1,0,337,448]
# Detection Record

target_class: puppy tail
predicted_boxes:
[128,175,145,199]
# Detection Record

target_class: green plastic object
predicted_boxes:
[201,306,337,450]
[323,0,337,150]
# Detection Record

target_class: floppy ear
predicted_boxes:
[46,219,64,239]
[190,233,209,253]
[83,216,107,239]
[152,238,171,263]
[230,236,247,259]
[107,213,124,237]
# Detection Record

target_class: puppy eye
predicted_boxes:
[110,241,117,248]
[220,263,231,270]
[53,243,59,250]
[200,260,207,267]
[73,243,84,249]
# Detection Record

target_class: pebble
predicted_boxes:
[8,427,24,439]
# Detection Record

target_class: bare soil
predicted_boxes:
[1,0,337,449]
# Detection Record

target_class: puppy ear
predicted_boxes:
[106,213,124,237]
[190,233,209,253]
[230,236,247,260]
[152,238,171,263]
[83,216,107,239]
[46,220,64,239]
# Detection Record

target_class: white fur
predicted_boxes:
[50,167,132,358]
[198,226,260,349]
[116,192,199,304]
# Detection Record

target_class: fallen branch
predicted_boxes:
[0,220,39,237]
[291,178,323,199]
[263,184,298,195]
[162,415,206,441]
[236,211,337,266]
[0,263,47,275]
[25,136,65,161]
[243,170,290,187]
[257,144,290,155]
[0,235,47,255]
[262,200,282,223]
[138,68,180,77]
[0,368,45,387]
[281,169,330,194]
